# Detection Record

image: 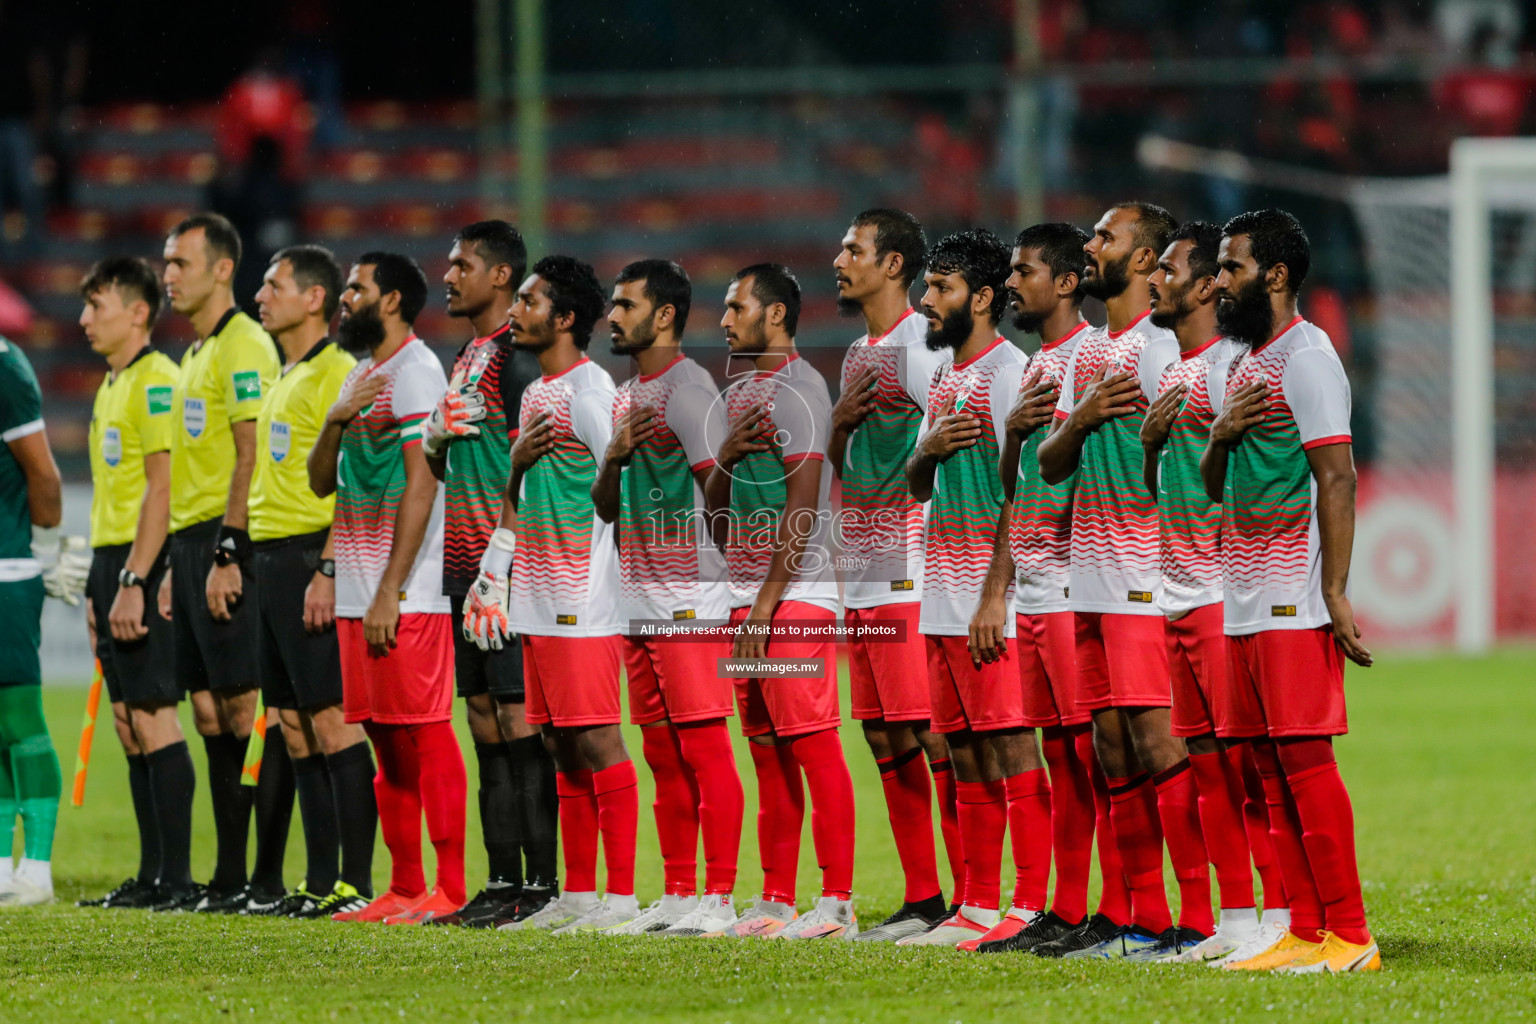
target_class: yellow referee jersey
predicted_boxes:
[89,347,180,547]
[169,309,280,532]
[249,339,356,542]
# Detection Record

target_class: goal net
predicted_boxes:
[1349,141,1536,650]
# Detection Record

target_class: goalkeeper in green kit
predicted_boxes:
[0,335,89,905]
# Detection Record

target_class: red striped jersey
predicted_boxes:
[333,336,449,617]
[837,308,951,608]
[441,323,542,596]
[1154,336,1245,615]
[612,354,729,628]
[1009,321,1090,614]
[1054,311,1180,614]
[1220,317,1352,635]
[506,357,620,637]
[722,353,838,611]
[919,337,1026,636]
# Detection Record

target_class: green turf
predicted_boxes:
[2,652,1533,1022]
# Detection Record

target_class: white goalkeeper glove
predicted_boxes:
[33,525,89,607]
[422,384,488,458]
[463,527,516,651]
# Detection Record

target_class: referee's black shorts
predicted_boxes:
[451,593,525,703]
[169,517,260,694]
[87,543,179,706]
[253,529,344,712]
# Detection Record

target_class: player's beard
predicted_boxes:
[1010,291,1046,334]
[924,305,973,352]
[512,317,557,353]
[1216,276,1275,345]
[728,316,769,355]
[337,302,385,355]
[610,311,657,356]
[1149,281,1191,330]
[1080,251,1132,301]
[835,274,862,318]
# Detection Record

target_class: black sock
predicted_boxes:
[202,732,253,891]
[325,740,377,897]
[251,724,295,895]
[146,741,195,887]
[475,741,522,888]
[125,752,161,885]
[509,734,558,885]
[292,753,338,895]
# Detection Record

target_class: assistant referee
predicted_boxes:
[77,257,196,910]
[247,245,377,918]
[157,213,280,912]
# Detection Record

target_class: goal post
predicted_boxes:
[1139,134,1536,652]
[1450,138,1536,653]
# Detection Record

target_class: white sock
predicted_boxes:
[959,904,1000,928]
[1217,906,1260,936]
[0,856,12,885]
[603,892,640,914]
[659,892,697,914]
[761,897,796,918]
[1007,904,1044,922]
[699,893,733,912]
[16,858,50,889]
[816,895,852,915]
[1260,906,1291,928]
[563,890,599,912]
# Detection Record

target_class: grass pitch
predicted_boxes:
[2,651,1533,1022]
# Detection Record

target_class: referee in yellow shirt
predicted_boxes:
[77,257,197,910]
[156,213,280,912]
[245,246,377,918]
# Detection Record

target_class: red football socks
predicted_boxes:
[1153,759,1214,935]
[876,746,941,904]
[1085,732,1132,925]
[676,721,744,896]
[406,722,467,906]
[929,756,965,906]
[1041,726,1094,922]
[1280,742,1370,945]
[1188,748,1256,910]
[955,778,1007,910]
[592,761,639,897]
[364,722,425,899]
[641,725,700,896]
[1253,741,1324,941]
[1004,767,1052,912]
[1107,772,1173,934]
[1234,743,1287,909]
[790,729,856,900]
[555,768,599,892]
[748,741,804,905]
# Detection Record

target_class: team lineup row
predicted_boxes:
[0,198,1376,974]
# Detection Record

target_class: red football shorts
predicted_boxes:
[925,633,1024,735]
[1075,611,1171,711]
[624,630,735,725]
[338,613,454,725]
[729,601,841,739]
[847,603,929,722]
[1016,610,1088,728]
[1166,603,1264,738]
[524,634,623,728]
[1226,626,1347,738]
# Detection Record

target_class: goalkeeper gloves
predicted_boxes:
[32,525,89,607]
[463,527,516,651]
[422,384,488,458]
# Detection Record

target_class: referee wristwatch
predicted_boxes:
[118,568,145,589]
[317,558,336,579]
